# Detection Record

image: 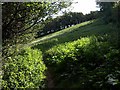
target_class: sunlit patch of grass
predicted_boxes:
[30,20,93,45]
[31,19,118,53]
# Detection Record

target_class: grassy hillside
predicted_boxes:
[32,19,118,52]
[31,19,120,88]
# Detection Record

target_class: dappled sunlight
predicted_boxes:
[45,35,119,88]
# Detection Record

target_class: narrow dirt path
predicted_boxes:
[46,69,55,88]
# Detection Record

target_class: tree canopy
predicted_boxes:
[2,2,71,45]
[97,1,120,24]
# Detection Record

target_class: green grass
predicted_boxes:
[29,19,119,88]
[32,19,118,53]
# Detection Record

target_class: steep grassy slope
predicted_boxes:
[32,19,118,52]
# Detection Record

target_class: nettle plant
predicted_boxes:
[3,47,47,89]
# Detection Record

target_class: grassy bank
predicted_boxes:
[32,19,118,53]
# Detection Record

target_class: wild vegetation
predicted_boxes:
[3,48,46,89]
[1,1,120,89]
[2,2,71,89]
[32,18,120,89]
[45,36,119,88]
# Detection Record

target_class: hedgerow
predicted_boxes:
[2,47,47,89]
[45,35,120,89]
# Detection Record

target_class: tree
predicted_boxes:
[97,1,120,46]
[97,2,115,23]
[2,2,72,58]
[112,1,120,24]
[2,2,71,46]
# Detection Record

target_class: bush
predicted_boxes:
[45,36,120,88]
[2,47,47,89]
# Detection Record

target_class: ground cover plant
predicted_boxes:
[2,47,47,89]
[45,35,120,89]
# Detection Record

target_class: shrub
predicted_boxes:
[45,36,120,88]
[2,47,47,89]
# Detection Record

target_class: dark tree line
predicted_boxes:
[37,1,120,38]
[37,11,100,37]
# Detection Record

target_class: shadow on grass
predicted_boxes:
[32,22,93,53]
[32,19,117,53]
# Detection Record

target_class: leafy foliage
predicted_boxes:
[97,1,120,25]
[2,3,71,88]
[45,36,120,89]
[2,47,47,89]
[2,2,71,46]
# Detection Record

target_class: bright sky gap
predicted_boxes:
[53,0,100,18]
